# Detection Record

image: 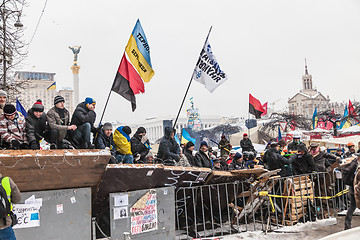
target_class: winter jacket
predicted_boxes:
[130,133,150,162]
[70,102,96,133]
[240,138,255,152]
[176,155,191,167]
[229,159,245,170]
[354,166,360,209]
[26,109,48,144]
[288,142,306,152]
[345,151,356,158]
[94,128,114,150]
[0,174,21,230]
[0,112,27,144]
[157,127,180,161]
[47,106,70,140]
[113,126,132,155]
[312,151,337,172]
[219,139,230,157]
[194,150,212,168]
[183,149,196,166]
[264,147,292,175]
[290,151,317,175]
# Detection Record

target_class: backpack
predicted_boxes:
[0,177,11,220]
[341,158,358,186]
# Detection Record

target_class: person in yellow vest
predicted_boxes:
[0,174,21,239]
[113,126,134,164]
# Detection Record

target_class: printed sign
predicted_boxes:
[114,194,129,207]
[130,189,157,235]
[114,206,129,220]
[12,204,41,229]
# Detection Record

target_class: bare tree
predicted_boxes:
[0,0,27,101]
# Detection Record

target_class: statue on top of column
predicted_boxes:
[69,46,81,65]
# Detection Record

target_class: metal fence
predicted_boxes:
[175,171,347,239]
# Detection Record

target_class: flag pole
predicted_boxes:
[98,88,112,126]
[173,26,213,129]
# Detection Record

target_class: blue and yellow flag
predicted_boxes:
[312,107,318,129]
[339,105,351,129]
[181,128,196,145]
[46,82,56,91]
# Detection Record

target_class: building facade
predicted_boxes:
[14,71,74,113]
[287,63,345,118]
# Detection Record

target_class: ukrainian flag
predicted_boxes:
[46,82,56,91]
[311,107,318,129]
[181,128,196,145]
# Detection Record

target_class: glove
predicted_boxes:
[11,140,21,150]
[141,134,148,144]
[30,141,38,150]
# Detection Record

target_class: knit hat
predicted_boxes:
[200,141,208,148]
[122,126,131,135]
[3,104,16,115]
[54,95,65,105]
[136,127,146,135]
[298,144,307,152]
[234,152,242,160]
[85,97,96,107]
[185,141,195,149]
[32,99,44,112]
[0,90,7,97]
[243,133,248,137]
[221,134,226,139]
[103,122,112,131]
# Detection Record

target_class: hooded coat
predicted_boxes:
[157,127,180,161]
[113,126,132,155]
[194,150,212,168]
[130,133,150,162]
[25,109,48,144]
[70,102,96,132]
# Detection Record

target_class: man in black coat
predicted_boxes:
[240,133,256,153]
[94,122,115,150]
[183,141,196,166]
[194,141,212,168]
[157,127,181,165]
[131,127,151,163]
[290,144,317,175]
[70,97,96,149]
[309,142,339,172]
[229,152,245,170]
[263,142,292,176]
[26,100,57,149]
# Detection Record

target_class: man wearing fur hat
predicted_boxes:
[0,103,28,149]
[26,100,58,149]
[0,90,7,115]
[70,97,97,149]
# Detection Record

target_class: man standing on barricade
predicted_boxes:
[290,144,317,175]
[309,142,339,172]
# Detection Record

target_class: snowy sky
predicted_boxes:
[20,0,360,124]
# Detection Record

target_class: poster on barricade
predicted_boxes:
[12,204,41,229]
[130,189,157,235]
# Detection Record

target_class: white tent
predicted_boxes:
[309,135,360,149]
[338,125,360,134]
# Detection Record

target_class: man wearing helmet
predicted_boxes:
[345,142,356,158]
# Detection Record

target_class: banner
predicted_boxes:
[193,39,227,92]
[12,204,41,229]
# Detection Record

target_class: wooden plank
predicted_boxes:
[0,149,110,192]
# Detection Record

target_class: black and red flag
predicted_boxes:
[249,94,265,119]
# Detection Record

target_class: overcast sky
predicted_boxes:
[20,0,360,124]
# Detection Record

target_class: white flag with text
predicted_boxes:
[192,40,228,92]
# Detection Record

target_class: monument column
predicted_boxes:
[69,46,81,106]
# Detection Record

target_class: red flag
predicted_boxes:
[261,102,268,116]
[290,113,296,131]
[349,100,355,116]
[249,94,265,119]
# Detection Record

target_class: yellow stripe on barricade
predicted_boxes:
[259,189,349,212]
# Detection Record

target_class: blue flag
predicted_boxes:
[312,107,318,129]
[278,126,282,141]
[16,98,27,117]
